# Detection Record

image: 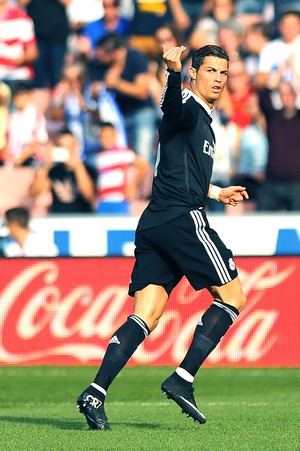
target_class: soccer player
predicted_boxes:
[77,44,249,430]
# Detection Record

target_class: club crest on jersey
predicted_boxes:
[203,140,215,158]
[228,258,236,271]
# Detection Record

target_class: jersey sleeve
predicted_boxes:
[160,70,195,128]
[160,70,182,119]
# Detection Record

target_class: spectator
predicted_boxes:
[257,81,300,211]
[206,108,240,212]
[18,0,72,113]
[92,33,158,164]
[94,122,150,214]
[76,0,131,60]
[128,0,169,58]
[234,0,268,26]
[242,22,272,83]
[0,81,11,162]
[155,23,189,53]
[188,0,239,49]
[255,10,300,89]
[217,19,245,62]
[154,23,192,69]
[3,206,59,257]
[168,0,209,38]
[3,83,48,167]
[226,58,255,128]
[67,0,103,33]
[50,60,127,158]
[50,61,99,156]
[231,91,268,205]
[29,128,97,213]
[273,0,300,34]
[0,0,38,92]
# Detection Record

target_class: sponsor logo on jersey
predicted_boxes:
[203,140,215,158]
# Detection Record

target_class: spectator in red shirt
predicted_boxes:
[226,58,254,128]
[0,0,38,92]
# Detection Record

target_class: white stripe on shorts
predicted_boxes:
[190,209,231,285]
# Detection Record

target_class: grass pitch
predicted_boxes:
[0,366,299,451]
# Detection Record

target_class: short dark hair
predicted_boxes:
[96,32,126,51]
[280,10,300,21]
[247,22,272,39]
[58,127,74,137]
[99,121,115,129]
[155,22,184,45]
[103,0,120,6]
[12,82,33,96]
[5,207,30,228]
[192,45,229,72]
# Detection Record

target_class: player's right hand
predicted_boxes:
[219,186,249,206]
[162,45,186,73]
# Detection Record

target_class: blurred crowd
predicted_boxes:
[1,0,300,216]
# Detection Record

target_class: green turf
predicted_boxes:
[0,366,299,451]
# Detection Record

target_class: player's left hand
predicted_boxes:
[219,186,249,206]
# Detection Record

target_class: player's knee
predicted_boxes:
[145,315,160,332]
[133,309,161,332]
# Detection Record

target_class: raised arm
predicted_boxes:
[29,165,52,197]
[160,46,187,121]
[162,45,186,73]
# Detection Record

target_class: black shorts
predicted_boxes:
[129,208,238,297]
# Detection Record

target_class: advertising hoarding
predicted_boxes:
[0,257,299,367]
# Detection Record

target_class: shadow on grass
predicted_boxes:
[108,422,163,430]
[0,415,164,431]
[1,415,82,430]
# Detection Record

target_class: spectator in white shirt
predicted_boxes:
[255,10,300,90]
[3,83,48,167]
[3,207,59,257]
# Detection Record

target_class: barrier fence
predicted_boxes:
[0,256,299,367]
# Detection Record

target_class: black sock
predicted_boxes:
[179,301,239,377]
[93,314,150,391]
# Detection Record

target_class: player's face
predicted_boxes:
[190,56,228,108]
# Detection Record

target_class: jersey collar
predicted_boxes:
[182,88,212,116]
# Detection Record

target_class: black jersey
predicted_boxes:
[138,70,216,231]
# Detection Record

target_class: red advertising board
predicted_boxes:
[0,257,299,367]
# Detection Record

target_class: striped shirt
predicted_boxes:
[0,6,36,80]
[95,147,136,201]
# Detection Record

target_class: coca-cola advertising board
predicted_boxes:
[0,257,299,367]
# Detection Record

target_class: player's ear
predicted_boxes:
[189,67,197,80]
